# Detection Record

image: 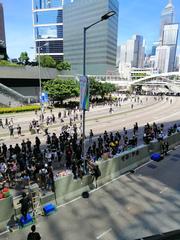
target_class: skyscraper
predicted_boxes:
[119,35,145,68]
[63,0,119,75]
[155,0,179,73]
[32,0,64,61]
[155,46,172,73]
[160,0,174,43]
[0,3,6,59]
[163,23,179,46]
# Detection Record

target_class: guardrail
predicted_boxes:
[0,83,29,105]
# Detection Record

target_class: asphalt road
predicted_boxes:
[0,96,177,148]
[1,145,180,240]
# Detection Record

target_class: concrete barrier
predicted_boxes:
[54,144,150,205]
[148,132,180,153]
[0,196,14,232]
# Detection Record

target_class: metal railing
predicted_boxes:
[0,82,29,104]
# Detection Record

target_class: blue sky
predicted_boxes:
[1,0,180,59]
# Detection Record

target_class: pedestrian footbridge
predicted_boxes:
[131,72,180,93]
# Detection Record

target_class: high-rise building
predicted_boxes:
[151,42,160,56]
[63,0,119,75]
[32,0,64,61]
[0,3,7,59]
[163,23,179,45]
[155,45,176,73]
[155,0,179,73]
[160,0,174,43]
[119,35,145,68]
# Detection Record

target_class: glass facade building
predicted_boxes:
[63,0,119,75]
[32,0,64,61]
[160,0,174,42]
[163,23,179,46]
[0,3,7,59]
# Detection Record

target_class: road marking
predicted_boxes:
[0,230,9,236]
[160,187,168,194]
[57,196,81,209]
[133,160,153,171]
[96,228,112,239]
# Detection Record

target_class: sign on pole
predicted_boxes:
[40,92,48,103]
[80,76,89,110]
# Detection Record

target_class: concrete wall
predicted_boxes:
[148,132,180,153]
[54,145,149,205]
[0,196,14,232]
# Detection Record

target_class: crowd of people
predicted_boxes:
[0,96,177,195]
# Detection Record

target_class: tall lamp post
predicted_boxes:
[31,42,48,118]
[82,11,116,173]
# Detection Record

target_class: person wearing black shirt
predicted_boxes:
[27,225,41,240]
[19,192,31,220]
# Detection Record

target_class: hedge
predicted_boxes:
[0,105,41,114]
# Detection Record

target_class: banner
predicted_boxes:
[80,76,89,110]
[40,92,48,103]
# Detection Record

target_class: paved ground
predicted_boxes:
[1,145,180,240]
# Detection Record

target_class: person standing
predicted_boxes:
[17,124,22,136]
[9,125,14,138]
[27,225,41,240]
[19,192,31,220]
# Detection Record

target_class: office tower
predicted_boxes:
[119,44,127,64]
[32,0,64,61]
[155,45,175,73]
[0,3,6,59]
[63,0,119,75]
[160,0,174,43]
[151,42,159,56]
[120,35,144,68]
[163,23,179,45]
[155,0,179,73]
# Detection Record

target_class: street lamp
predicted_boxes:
[82,10,116,173]
[31,42,48,118]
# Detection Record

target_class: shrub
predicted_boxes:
[0,105,40,114]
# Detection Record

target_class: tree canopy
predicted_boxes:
[19,52,30,65]
[89,77,117,99]
[39,55,56,68]
[43,78,80,103]
[56,61,71,71]
[43,77,116,104]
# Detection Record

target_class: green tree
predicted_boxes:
[19,52,29,65]
[89,77,101,98]
[39,55,56,68]
[43,78,80,104]
[89,77,117,99]
[99,82,117,99]
[56,61,71,71]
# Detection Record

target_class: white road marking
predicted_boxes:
[133,160,153,171]
[56,196,81,209]
[0,230,9,236]
[160,187,168,194]
[96,228,112,239]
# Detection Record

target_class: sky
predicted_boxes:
[1,0,180,59]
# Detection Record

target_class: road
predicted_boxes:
[0,96,178,148]
[1,145,180,240]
